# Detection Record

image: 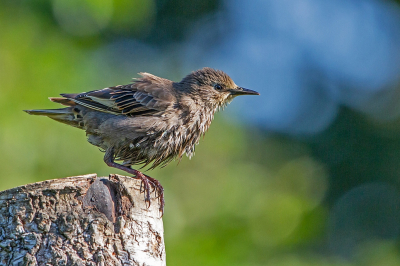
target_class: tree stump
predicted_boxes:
[0,174,166,266]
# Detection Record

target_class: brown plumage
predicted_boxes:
[24,67,259,213]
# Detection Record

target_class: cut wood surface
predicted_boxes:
[0,174,165,266]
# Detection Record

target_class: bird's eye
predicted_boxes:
[214,84,223,91]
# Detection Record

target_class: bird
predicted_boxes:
[24,67,259,213]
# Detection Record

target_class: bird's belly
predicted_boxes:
[87,134,107,149]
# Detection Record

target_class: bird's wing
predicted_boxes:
[60,73,176,116]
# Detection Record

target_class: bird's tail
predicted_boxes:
[24,107,83,129]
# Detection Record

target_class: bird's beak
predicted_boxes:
[229,87,260,96]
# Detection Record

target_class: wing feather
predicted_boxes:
[59,73,175,116]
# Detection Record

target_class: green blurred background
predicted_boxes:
[2,0,400,265]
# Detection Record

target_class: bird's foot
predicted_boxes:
[103,151,164,215]
[145,174,165,214]
[134,171,165,215]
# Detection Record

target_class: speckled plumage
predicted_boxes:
[25,67,259,213]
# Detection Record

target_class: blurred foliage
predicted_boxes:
[1,0,400,265]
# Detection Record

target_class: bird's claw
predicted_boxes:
[135,172,165,215]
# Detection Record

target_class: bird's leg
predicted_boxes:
[104,148,164,214]
[104,153,151,205]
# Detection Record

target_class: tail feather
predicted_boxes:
[60,93,79,99]
[24,108,70,116]
[24,108,82,128]
[49,97,76,106]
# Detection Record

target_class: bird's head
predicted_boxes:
[179,67,259,110]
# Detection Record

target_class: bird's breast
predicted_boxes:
[119,107,216,168]
[154,107,215,159]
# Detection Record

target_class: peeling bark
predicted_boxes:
[0,174,166,266]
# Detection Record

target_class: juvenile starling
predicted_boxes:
[24,67,259,212]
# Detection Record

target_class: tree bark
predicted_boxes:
[0,174,166,266]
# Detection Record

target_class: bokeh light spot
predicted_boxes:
[276,157,328,210]
[52,0,113,36]
[329,183,400,257]
[248,192,304,246]
[112,0,156,34]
